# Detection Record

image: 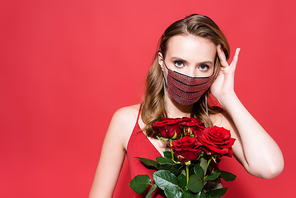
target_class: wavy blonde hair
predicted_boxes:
[141,14,230,138]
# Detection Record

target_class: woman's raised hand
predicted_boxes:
[210,46,284,179]
[210,45,240,106]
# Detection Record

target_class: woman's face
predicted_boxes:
[159,35,217,78]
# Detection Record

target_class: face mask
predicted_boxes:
[163,60,214,105]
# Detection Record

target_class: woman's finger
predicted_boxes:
[230,48,240,70]
[217,45,229,67]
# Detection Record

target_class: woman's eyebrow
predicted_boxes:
[171,56,187,61]
[169,57,189,65]
[199,61,213,65]
[171,57,213,65]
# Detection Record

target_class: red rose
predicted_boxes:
[169,136,202,162]
[198,126,235,157]
[152,118,182,139]
[179,117,205,137]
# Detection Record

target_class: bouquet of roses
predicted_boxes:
[129,117,236,198]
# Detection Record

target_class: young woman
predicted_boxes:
[89,14,284,198]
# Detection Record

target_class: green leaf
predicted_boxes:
[194,164,204,179]
[145,184,158,198]
[163,150,180,163]
[182,190,206,198]
[182,190,194,198]
[187,174,203,193]
[205,188,228,198]
[177,174,187,189]
[182,190,200,198]
[164,151,172,158]
[135,157,159,169]
[199,157,207,177]
[211,168,217,174]
[169,164,180,176]
[216,169,236,182]
[198,191,206,198]
[152,170,178,191]
[160,164,173,170]
[205,173,220,182]
[128,175,151,194]
[157,157,174,170]
[157,156,173,165]
[181,169,186,176]
[164,186,182,198]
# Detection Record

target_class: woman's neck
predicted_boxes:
[166,94,194,118]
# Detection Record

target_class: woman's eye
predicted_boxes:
[199,64,210,71]
[174,61,184,67]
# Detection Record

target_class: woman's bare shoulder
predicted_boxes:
[209,110,234,130]
[108,104,141,150]
[112,104,141,124]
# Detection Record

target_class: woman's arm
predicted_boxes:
[89,106,138,198]
[210,47,284,179]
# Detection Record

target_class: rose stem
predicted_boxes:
[185,161,191,187]
[207,158,212,169]
[186,165,190,185]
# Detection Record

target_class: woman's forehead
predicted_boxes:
[166,35,216,62]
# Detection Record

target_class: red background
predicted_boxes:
[0,0,295,197]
